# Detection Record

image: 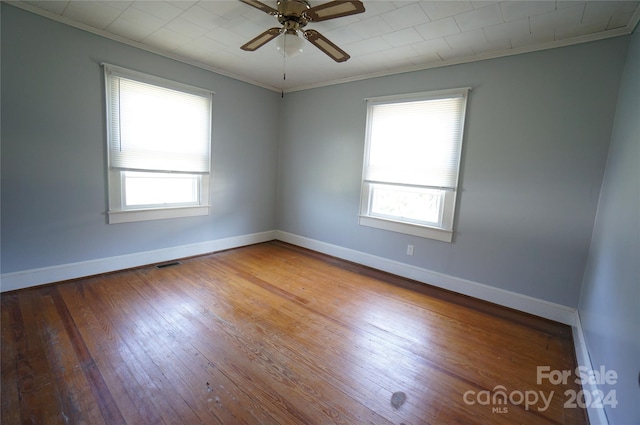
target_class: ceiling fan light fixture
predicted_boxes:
[240,0,366,62]
[277,30,305,58]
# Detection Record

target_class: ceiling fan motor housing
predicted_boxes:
[277,0,311,28]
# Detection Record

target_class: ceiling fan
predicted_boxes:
[239,0,366,63]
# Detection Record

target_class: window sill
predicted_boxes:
[108,205,210,224]
[358,215,453,243]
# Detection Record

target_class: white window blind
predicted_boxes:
[364,90,468,190]
[360,88,469,242]
[103,64,213,224]
[106,66,211,174]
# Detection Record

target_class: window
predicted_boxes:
[103,64,213,224]
[359,88,469,242]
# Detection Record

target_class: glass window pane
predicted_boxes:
[370,184,443,225]
[124,172,199,207]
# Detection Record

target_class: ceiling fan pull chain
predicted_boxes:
[282,37,287,98]
[282,71,286,98]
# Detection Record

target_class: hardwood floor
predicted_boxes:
[1,241,587,424]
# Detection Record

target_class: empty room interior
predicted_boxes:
[1,1,639,424]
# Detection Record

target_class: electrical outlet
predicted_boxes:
[407,244,414,256]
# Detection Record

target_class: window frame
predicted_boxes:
[103,63,213,224]
[359,88,470,243]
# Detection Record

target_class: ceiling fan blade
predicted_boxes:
[303,29,350,62]
[238,0,279,15]
[305,0,365,22]
[241,27,282,51]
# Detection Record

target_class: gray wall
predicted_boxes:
[0,3,633,311]
[277,37,629,307]
[3,4,637,420]
[1,4,280,273]
[579,29,640,425]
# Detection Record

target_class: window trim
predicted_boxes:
[359,88,470,243]
[102,63,213,224]
[107,170,211,224]
[358,186,458,243]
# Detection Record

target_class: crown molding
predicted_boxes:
[7,0,638,94]
[6,1,283,92]
[286,26,633,93]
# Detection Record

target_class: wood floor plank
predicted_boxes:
[137,280,319,424]
[182,258,431,424]
[166,265,405,424]
[1,241,587,424]
[33,287,106,425]
[14,289,72,425]
[214,244,578,423]
[92,270,274,424]
[54,278,162,424]
[1,294,22,425]
[58,277,199,425]
[134,265,385,425]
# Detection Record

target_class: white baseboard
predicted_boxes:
[572,311,610,425]
[275,231,577,326]
[0,230,277,292]
[3,228,599,422]
[1,228,577,326]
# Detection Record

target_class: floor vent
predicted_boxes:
[155,261,181,269]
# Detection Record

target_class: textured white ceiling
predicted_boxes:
[13,0,640,91]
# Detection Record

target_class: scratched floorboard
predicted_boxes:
[1,241,587,424]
